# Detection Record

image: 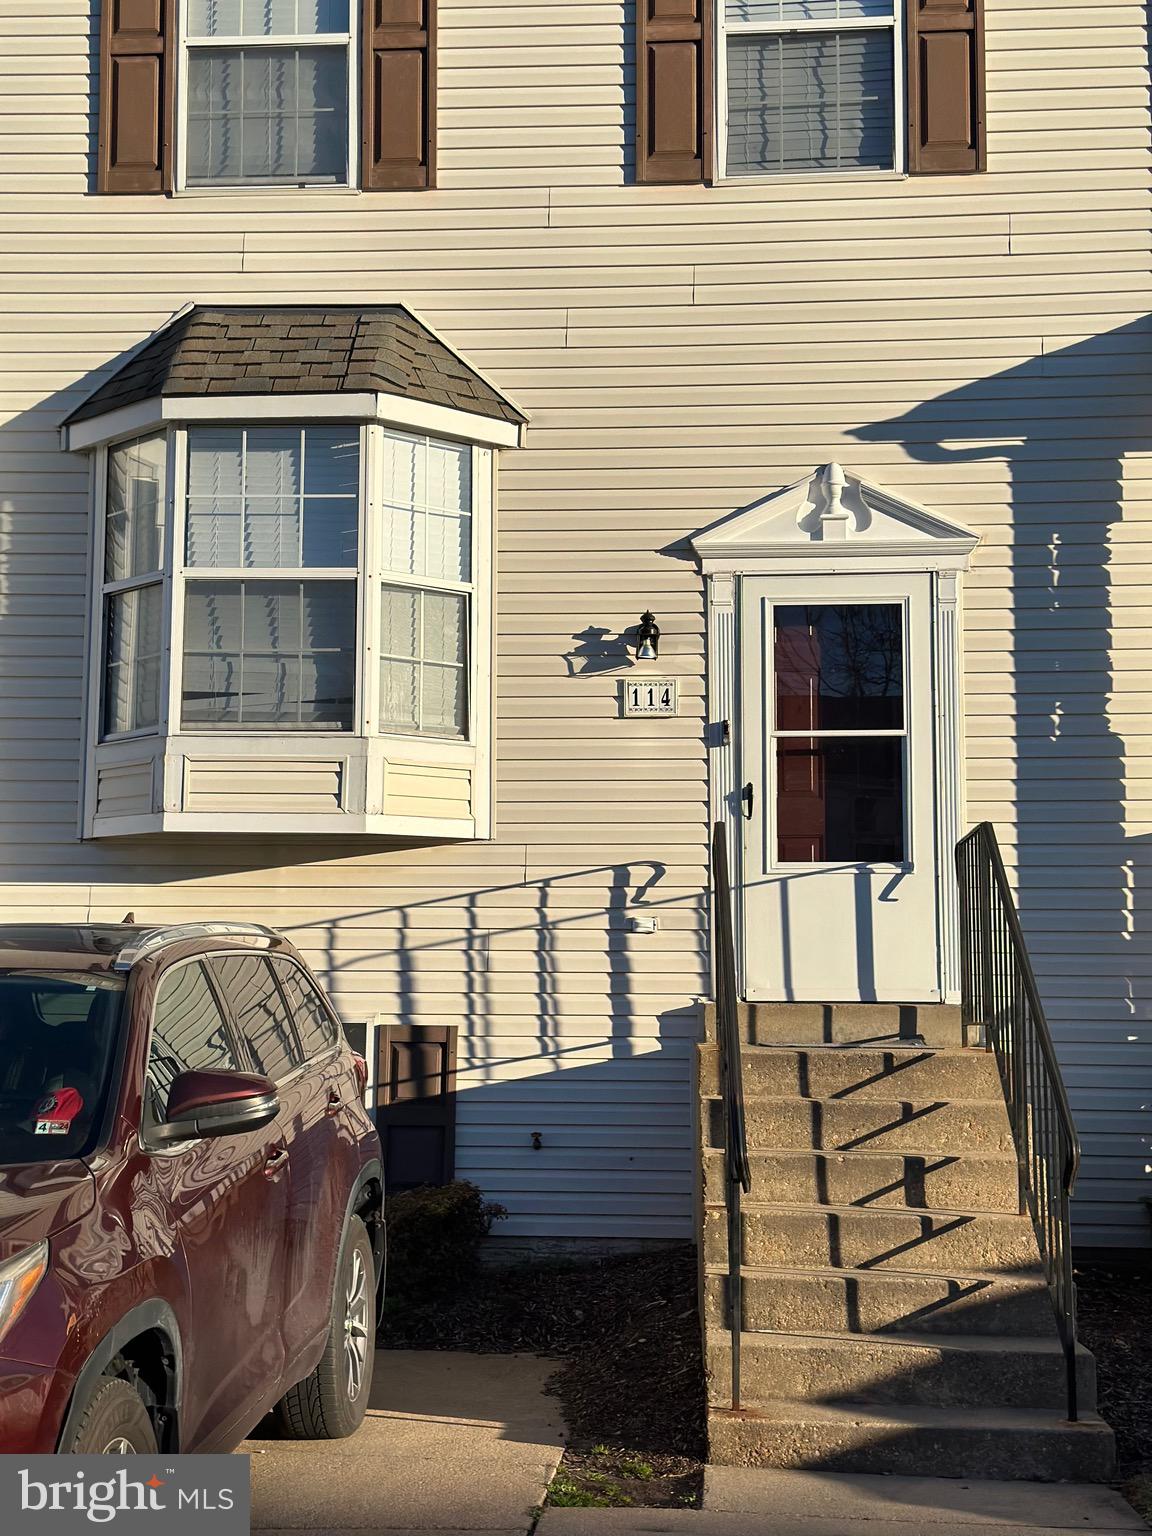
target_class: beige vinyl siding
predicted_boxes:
[0,0,1147,1240]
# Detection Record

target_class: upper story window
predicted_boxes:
[183,0,355,188]
[721,0,900,176]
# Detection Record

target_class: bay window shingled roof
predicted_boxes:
[64,305,525,427]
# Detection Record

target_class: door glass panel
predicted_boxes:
[777,737,904,862]
[775,604,903,731]
[212,954,301,1083]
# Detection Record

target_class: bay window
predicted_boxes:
[81,414,496,838]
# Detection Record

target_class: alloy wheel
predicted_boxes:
[343,1247,370,1401]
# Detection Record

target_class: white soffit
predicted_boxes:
[64,391,524,452]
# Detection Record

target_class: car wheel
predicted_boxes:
[66,1376,158,1453]
[274,1216,375,1440]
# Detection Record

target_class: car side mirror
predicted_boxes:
[153,1069,279,1145]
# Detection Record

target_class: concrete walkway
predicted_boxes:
[243,1351,566,1535]
[538,1467,1147,1536]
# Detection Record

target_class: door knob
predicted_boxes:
[741,783,755,819]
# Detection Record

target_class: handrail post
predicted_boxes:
[711,822,749,1417]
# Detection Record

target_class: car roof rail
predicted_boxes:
[113,921,282,971]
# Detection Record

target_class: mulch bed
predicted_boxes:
[1076,1260,1152,1488]
[381,1244,706,1508]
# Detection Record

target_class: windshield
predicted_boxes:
[0,971,125,1166]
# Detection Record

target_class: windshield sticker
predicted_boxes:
[31,1087,84,1126]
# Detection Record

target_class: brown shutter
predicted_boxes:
[98,0,174,194]
[907,0,986,173]
[362,0,437,190]
[636,0,714,184]
[376,1025,456,1189]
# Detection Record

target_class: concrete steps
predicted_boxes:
[701,1148,1023,1213]
[706,1096,1015,1154]
[706,1400,1116,1482]
[698,1006,1115,1480]
[698,1043,1001,1100]
[705,1328,1097,1412]
[702,1204,1041,1273]
[704,1263,1056,1337]
[704,1003,966,1049]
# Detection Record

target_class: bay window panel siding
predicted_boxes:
[187,0,349,35]
[182,579,355,729]
[727,30,895,174]
[185,46,348,186]
[106,434,167,583]
[104,585,163,737]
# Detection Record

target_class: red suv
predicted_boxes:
[0,922,383,1454]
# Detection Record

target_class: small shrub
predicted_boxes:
[383,1181,506,1305]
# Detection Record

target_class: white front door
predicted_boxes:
[739,573,942,1003]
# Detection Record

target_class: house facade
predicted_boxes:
[0,0,1149,1249]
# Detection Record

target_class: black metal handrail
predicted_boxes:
[711,821,751,1412]
[956,822,1081,1422]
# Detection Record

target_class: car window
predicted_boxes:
[273,959,337,1061]
[147,961,239,1122]
[0,971,125,1166]
[212,954,301,1084]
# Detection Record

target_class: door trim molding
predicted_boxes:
[694,464,979,1005]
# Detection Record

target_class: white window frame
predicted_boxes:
[370,431,479,744]
[175,0,360,193]
[176,422,364,733]
[98,434,173,743]
[716,2,905,181]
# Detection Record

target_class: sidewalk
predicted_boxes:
[538,1467,1147,1536]
[243,1351,566,1535]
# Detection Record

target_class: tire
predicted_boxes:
[274,1216,375,1440]
[66,1376,158,1453]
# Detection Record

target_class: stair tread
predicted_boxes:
[707,1399,1111,1431]
[707,1043,987,1057]
[705,1326,1090,1357]
[701,1199,1028,1220]
[703,1092,1007,1106]
[706,1145,1019,1157]
[705,1260,1046,1285]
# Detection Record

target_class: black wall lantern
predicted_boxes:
[635,611,661,662]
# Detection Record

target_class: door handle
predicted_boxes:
[326,1088,343,1116]
[263,1145,289,1179]
[741,782,755,819]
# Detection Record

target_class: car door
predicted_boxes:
[269,956,361,1368]
[140,958,290,1450]
[210,952,338,1377]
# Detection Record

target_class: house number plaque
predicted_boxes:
[622,679,678,717]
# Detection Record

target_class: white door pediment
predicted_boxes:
[691,463,979,572]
